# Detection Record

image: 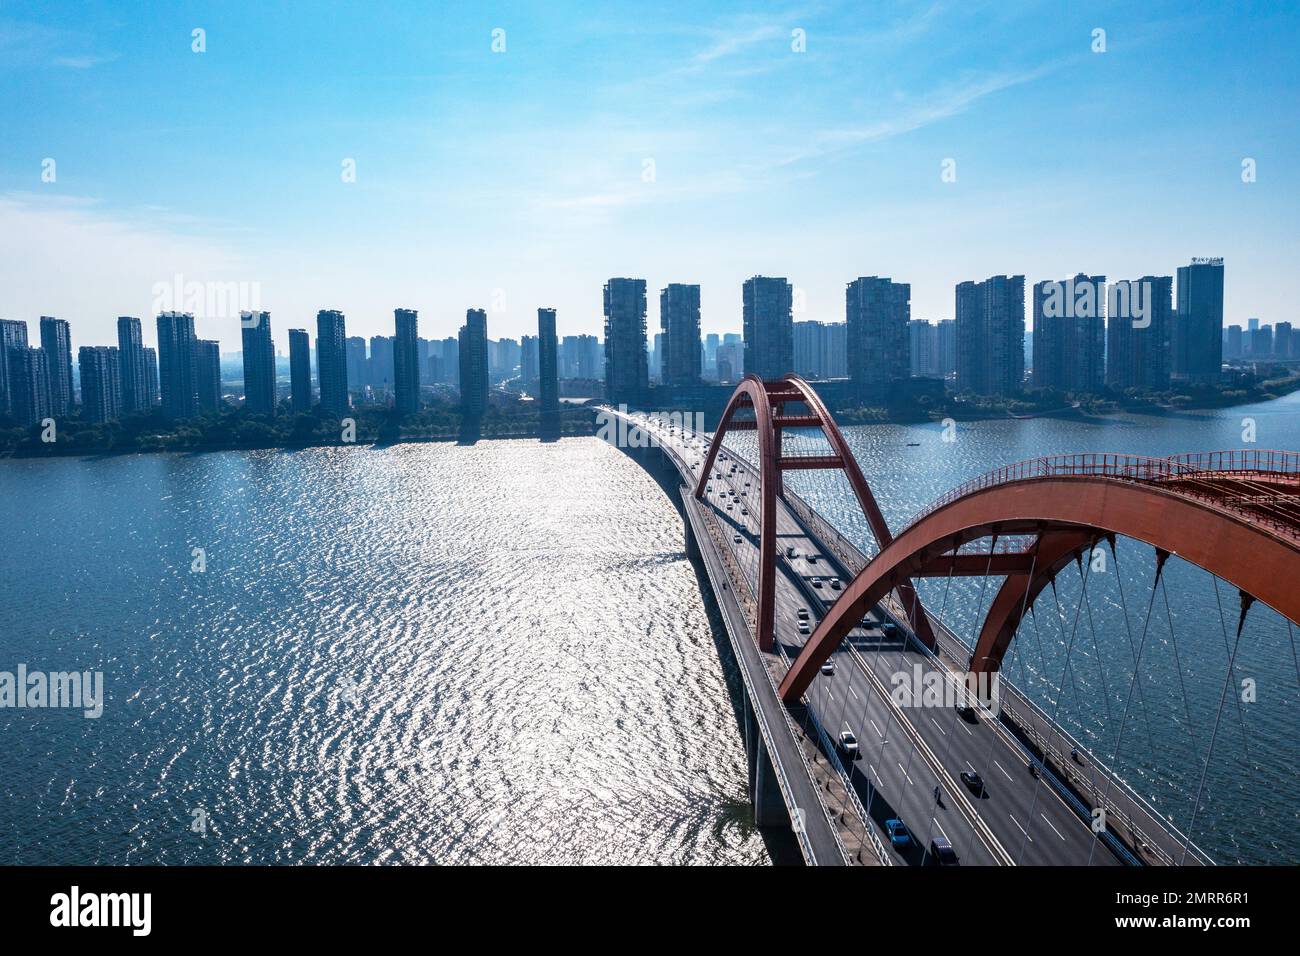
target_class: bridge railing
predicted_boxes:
[907,449,1300,534]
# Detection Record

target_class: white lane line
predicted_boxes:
[931,818,950,841]
[1041,813,1066,841]
[849,685,859,702]
[929,717,946,737]
[897,762,914,786]
[1009,814,1033,842]
[869,719,884,740]
[960,720,974,736]
[994,759,1013,782]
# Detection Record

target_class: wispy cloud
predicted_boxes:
[0,19,115,71]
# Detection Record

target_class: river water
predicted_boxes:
[2,391,1297,864]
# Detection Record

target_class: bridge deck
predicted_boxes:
[615,409,1206,866]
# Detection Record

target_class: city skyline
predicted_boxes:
[2,3,1298,347]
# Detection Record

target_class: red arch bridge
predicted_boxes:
[605,375,1300,867]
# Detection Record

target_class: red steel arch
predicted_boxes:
[694,375,934,652]
[778,451,1300,703]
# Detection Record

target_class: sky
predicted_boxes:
[1,0,1298,353]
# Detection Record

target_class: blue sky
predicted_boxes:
[1,1,1297,351]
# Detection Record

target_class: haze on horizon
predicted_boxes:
[1,0,1297,351]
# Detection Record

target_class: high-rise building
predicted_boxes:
[1225,324,1244,360]
[6,346,51,427]
[1106,276,1172,390]
[521,335,539,384]
[1250,324,1274,358]
[846,276,910,385]
[955,275,1025,397]
[288,329,312,413]
[538,308,559,417]
[39,316,73,416]
[1275,322,1293,360]
[240,311,275,415]
[393,308,420,415]
[368,335,394,390]
[345,336,368,389]
[194,339,222,413]
[1031,275,1106,393]
[459,308,489,416]
[604,278,648,405]
[716,342,744,382]
[116,317,149,414]
[143,347,159,407]
[157,311,198,420]
[316,310,349,416]
[1173,258,1225,382]
[908,320,941,377]
[0,319,30,416]
[742,276,793,380]
[78,346,122,424]
[935,320,957,377]
[660,284,702,386]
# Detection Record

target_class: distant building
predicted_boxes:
[1031,275,1105,393]
[561,334,601,380]
[393,308,420,415]
[116,317,150,414]
[538,308,559,416]
[459,308,489,416]
[240,311,275,415]
[79,346,122,424]
[143,347,159,407]
[936,320,956,377]
[1250,324,1274,358]
[194,339,222,412]
[604,278,648,405]
[369,335,395,390]
[1106,276,1172,390]
[742,276,793,380]
[1276,322,1293,359]
[288,329,312,413]
[955,275,1025,397]
[716,342,744,383]
[39,316,73,416]
[846,276,910,386]
[345,336,367,390]
[792,321,846,379]
[0,319,30,416]
[660,283,702,386]
[521,335,539,384]
[157,311,199,420]
[316,310,349,416]
[6,346,50,427]
[1173,258,1225,382]
[1225,324,1244,360]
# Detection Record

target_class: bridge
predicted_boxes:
[604,375,1300,866]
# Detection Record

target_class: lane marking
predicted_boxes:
[932,818,950,841]
[869,719,885,740]
[1041,813,1066,841]
[897,762,914,786]
[1009,814,1033,842]
[930,717,946,737]
[994,759,1013,782]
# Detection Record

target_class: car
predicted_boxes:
[741,508,749,516]
[785,546,798,559]
[960,770,987,798]
[860,615,872,627]
[811,577,823,588]
[797,608,809,619]
[820,660,834,676]
[955,704,977,721]
[838,730,860,759]
[806,554,818,564]
[732,535,742,544]
[726,504,733,511]
[927,837,959,866]
[884,818,912,848]
[799,623,811,635]
[830,578,842,590]
[881,622,899,636]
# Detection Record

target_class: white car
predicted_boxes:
[830,578,842,591]
[797,608,809,620]
[820,660,835,676]
[732,535,742,544]
[838,731,860,759]
[811,577,823,588]
[798,622,810,635]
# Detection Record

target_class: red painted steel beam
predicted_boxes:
[778,455,843,470]
[778,476,1300,703]
[779,376,939,649]
[915,552,1040,577]
[968,530,1097,675]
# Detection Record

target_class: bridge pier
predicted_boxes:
[684,515,700,561]
[743,694,790,830]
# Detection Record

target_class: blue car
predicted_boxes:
[885,818,912,848]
